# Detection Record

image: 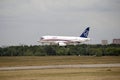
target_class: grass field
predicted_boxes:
[0,67,120,80]
[0,56,120,67]
[0,56,120,80]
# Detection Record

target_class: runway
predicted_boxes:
[0,63,120,70]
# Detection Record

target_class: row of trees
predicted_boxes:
[0,44,120,56]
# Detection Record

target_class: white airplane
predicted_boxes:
[39,27,90,46]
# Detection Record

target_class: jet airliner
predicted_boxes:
[39,27,90,46]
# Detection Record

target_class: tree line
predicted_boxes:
[0,44,120,56]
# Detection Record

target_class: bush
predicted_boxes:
[0,44,120,56]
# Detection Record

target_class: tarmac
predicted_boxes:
[0,63,120,70]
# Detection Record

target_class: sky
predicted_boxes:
[0,0,120,46]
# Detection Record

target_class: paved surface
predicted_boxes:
[0,63,120,70]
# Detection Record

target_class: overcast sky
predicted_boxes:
[0,0,120,46]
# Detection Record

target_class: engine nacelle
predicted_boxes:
[58,42,66,46]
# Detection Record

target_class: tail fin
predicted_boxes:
[80,27,90,38]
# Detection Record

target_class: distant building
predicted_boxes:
[113,39,120,44]
[102,40,108,45]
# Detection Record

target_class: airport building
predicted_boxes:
[101,40,108,45]
[113,39,120,44]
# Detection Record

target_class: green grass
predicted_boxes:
[0,56,120,67]
[0,67,120,80]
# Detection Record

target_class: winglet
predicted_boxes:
[80,27,90,38]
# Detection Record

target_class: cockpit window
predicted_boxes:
[41,37,44,40]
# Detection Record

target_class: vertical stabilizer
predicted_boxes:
[80,27,90,38]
